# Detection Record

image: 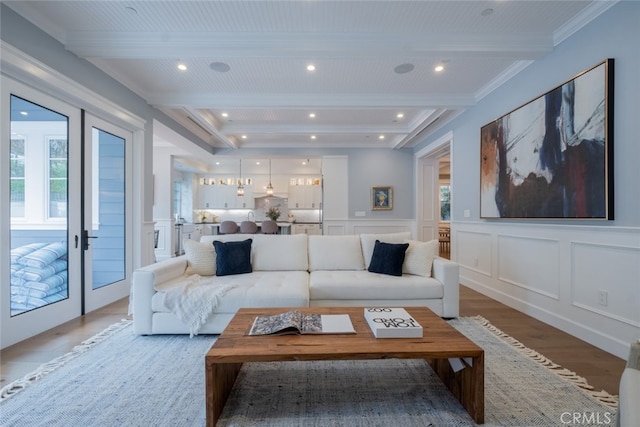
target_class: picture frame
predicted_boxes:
[480,59,614,219]
[372,186,393,210]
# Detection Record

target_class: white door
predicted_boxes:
[416,157,441,242]
[2,78,82,348]
[82,114,133,312]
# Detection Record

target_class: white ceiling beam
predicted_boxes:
[64,31,552,60]
[148,93,476,109]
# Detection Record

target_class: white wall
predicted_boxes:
[415,2,640,358]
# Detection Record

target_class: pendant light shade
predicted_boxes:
[266,159,274,196]
[237,159,245,196]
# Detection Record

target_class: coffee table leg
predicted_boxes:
[206,362,243,427]
[427,355,484,424]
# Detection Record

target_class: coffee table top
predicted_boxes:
[206,307,483,363]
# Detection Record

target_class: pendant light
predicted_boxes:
[236,159,245,196]
[266,159,274,196]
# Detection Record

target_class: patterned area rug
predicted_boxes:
[0,316,617,426]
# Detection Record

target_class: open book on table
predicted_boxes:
[248,310,356,335]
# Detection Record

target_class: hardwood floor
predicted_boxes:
[1,285,626,396]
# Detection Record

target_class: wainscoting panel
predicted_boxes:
[455,221,640,359]
[456,230,492,276]
[322,220,414,237]
[153,219,174,262]
[497,234,560,299]
[571,241,640,327]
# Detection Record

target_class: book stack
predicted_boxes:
[364,307,423,338]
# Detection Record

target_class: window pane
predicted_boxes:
[440,185,451,221]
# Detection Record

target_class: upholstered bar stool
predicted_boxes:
[260,220,279,234]
[240,221,258,234]
[219,221,238,234]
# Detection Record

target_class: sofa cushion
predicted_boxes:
[309,270,443,300]
[213,239,253,276]
[403,239,439,277]
[360,232,411,267]
[183,239,216,276]
[308,235,365,271]
[368,240,409,276]
[251,234,308,271]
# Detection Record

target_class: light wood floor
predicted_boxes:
[1,285,626,396]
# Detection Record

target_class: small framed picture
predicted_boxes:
[372,186,393,210]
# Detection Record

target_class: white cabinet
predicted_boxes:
[288,183,322,209]
[197,185,254,209]
[292,223,321,235]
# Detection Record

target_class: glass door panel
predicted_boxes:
[9,96,70,316]
[2,79,82,348]
[83,115,132,312]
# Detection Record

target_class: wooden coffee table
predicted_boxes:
[205,307,484,426]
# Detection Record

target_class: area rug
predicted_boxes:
[0,316,618,426]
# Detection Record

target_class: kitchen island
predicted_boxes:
[203,221,292,235]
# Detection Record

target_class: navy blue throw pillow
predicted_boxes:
[213,239,253,276]
[367,240,409,277]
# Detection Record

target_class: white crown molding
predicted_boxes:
[554,0,620,45]
[1,41,145,131]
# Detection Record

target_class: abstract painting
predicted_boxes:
[480,59,614,219]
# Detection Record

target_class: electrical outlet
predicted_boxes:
[597,290,608,307]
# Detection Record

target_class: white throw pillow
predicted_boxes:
[251,234,309,271]
[402,239,438,277]
[360,232,412,267]
[308,235,365,271]
[183,239,216,276]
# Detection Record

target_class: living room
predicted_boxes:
[2,0,638,356]
[1,2,639,423]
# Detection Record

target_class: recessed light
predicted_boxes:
[396,113,404,119]
[215,162,220,165]
[20,111,28,116]
[394,63,414,74]
[241,135,247,139]
[307,64,316,71]
[481,8,494,17]
[310,135,316,140]
[177,63,187,71]
[434,65,445,73]
[309,113,316,118]
[379,135,385,140]
[210,62,231,72]
[256,161,260,165]
[221,112,228,118]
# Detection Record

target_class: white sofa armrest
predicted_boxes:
[131,256,188,335]
[432,257,459,318]
[617,341,640,427]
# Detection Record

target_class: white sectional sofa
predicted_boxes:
[131,232,459,335]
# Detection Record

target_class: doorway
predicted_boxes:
[415,131,452,256]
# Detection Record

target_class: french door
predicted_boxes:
[1,77,132,348]
[82,114,132,312]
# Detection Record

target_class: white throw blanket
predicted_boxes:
[162,275,236,337]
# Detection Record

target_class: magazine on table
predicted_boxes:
[248,310,356,335]
[364,307,423,338]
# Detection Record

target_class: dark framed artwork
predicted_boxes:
[480,59,614,219]
[372,186,393,210]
